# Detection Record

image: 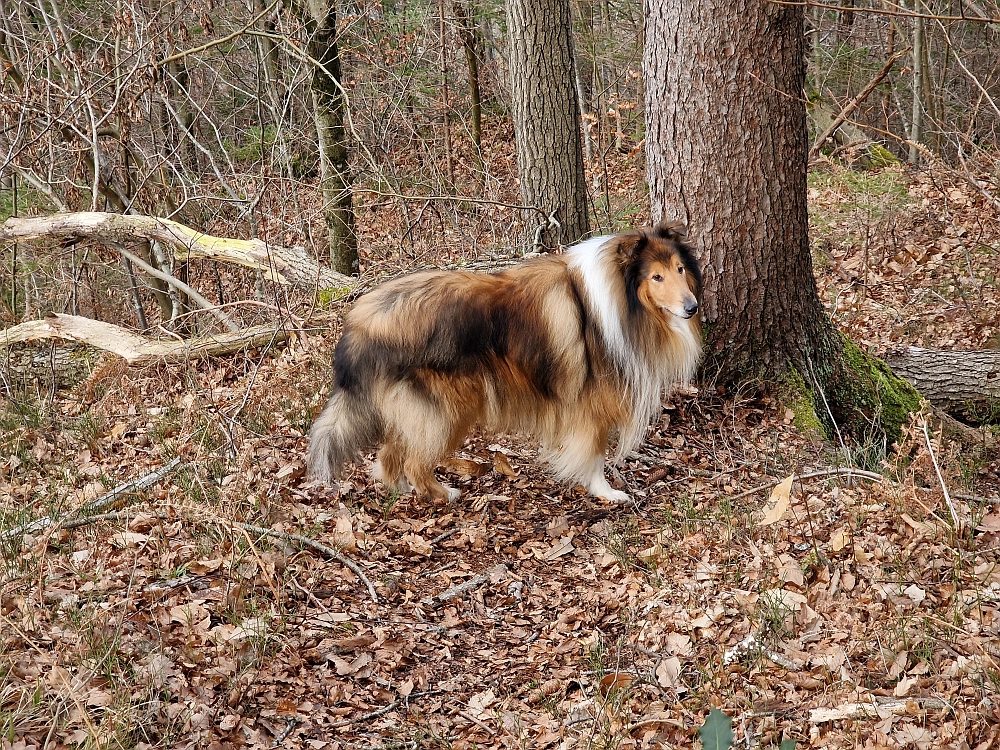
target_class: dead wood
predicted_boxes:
[0,457,184,545]
[422,564,509,609]
[0,314,288,366]
[0,211,354,289]
[808,48,910,162]
[232,523,378,603]
[886,346,1000,422]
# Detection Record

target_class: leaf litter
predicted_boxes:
[1,164,1000,749]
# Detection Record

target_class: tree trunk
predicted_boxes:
[305,0,358,276]
[643,0,920,456]
[908,4,924,165]
[887,347,1000,423]
[506,0,590,250]
[453,0,483,164]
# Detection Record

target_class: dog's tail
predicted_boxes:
[306,388,384,483]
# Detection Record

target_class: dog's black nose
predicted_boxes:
[684,300,699,317]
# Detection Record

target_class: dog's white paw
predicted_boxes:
[600,488,631,504]
[586,476,630,504]
[443,485,462,502]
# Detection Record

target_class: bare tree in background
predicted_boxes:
[304,0,358,276]
[506,0,589,250]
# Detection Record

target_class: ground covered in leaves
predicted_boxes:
[2,164,1000,750]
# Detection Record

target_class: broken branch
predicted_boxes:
[0,314,288,366]
[0,211,354,289]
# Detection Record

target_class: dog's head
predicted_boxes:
[617,222,702,322]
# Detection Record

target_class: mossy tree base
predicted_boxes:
[780,333,922,467]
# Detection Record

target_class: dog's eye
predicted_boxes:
[678,266,685,275]
[652,274,663,282]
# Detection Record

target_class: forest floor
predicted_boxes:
[2,161,1000,750]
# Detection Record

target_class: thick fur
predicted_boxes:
[307,222,702,502]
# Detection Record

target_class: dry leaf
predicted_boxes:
[492,452,519,477]
[894,675,917,697]
[599,672,633,696]
[828,527,850,552]
[664,632,693,656]
[541,536,574,561]
[894,723,933,750]
[977,514,1000,533]
[402,533,433,556]
[440,457,490,478]
[109,531,152,548]
[468,688,497,719]
[546,515,570,538]
[655,656,683,690]
[758,475,793,526]
[777,553,805,588]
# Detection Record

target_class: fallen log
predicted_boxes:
[886,346,1000,422]
[0,313,288,366]
[0,211,354,290]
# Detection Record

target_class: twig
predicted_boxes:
[810,696,949,723]
[723,633,799,671]
[0,457,183,544]
[270,717,299,747]
[422,564,508,609]
[328,689,443,729]
[232,522,378,603]
[808,48,911,161]
[920,416,961,529]
[430,528,460,544]
[768,0,1000,23]
[458,709,497,736]
[728,467,884,502]
[114,243,239,332]
[157,0,282,66]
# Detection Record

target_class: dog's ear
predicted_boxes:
[651,220,688,242]
[613,231,647,262]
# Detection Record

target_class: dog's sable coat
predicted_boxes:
[307,222,702,502]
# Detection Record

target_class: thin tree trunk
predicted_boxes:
[305,0,358,276]
[506,0,589,250]
[453,0,483,167]
[573,0,597,174]
[909,6,924,164]
[439,0,455,188]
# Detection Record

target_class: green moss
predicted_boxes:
[834,336,922,457]
[866,144,900,168]
[781,368,825,435]
[317,286,352,307]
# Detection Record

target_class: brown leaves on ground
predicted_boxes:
[2,166,1000,749]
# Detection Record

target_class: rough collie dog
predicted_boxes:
[307,222,702,503]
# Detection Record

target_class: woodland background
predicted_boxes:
[2,0,1000,749]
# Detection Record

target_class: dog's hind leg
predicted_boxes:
[579,454,630,504]
[382,383,465,502]
[372,438,412,494]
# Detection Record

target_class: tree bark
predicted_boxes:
[643,0,920,453]
[887,347,1000,422]
[305,0,358,276]
[645,0,829,379]
[506,0,589,250]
